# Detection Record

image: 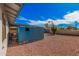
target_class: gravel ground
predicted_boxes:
[6,33,79,56]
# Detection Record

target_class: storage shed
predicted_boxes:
[17,25,44,44]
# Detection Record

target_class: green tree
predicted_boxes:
[51,22,57,35]
[44,23,49,29]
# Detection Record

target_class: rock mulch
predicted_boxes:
[7,34,79,56]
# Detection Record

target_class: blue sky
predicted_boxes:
[15,3,79,28]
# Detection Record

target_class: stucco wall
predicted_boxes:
[2,19,9,56]
[0,4,3,55]
[0,4,9,56]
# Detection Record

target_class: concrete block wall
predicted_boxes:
[56,30,79,36]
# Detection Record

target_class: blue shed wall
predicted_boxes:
[17,27,44,44]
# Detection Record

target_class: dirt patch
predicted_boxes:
[7,34,79,56]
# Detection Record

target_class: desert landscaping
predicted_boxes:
[6,33,79,56]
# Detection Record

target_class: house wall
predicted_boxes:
[0,4,3,55]
[0,4,9,56]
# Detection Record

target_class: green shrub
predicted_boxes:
[51,26,57,34]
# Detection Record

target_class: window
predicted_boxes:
[25,28,30,31]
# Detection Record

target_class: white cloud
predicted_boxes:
[64,10,79,22]
[28,20,46,25]
[50,10,79,25]
[28,18,72,25]
[16,10,79,26]
[53,20,71,25]
[16,16,28,21]
[28,10,79,26]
